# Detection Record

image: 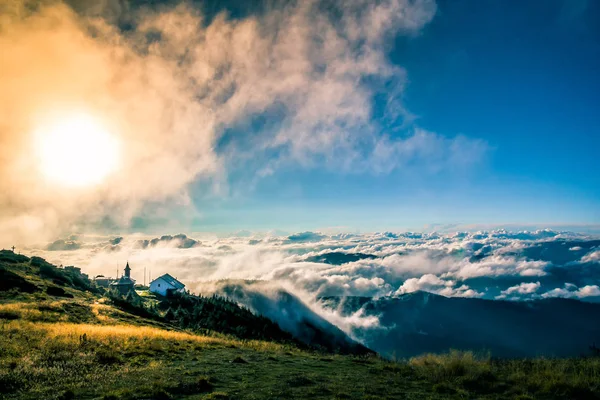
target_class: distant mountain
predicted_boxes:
[134,234,201,249]
[321,291,600,358]
[304,252,377,265]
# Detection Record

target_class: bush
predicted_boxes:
[0,250,29,264]
[150,382,173,400]
[172,376,214,395]
[432,382,456,394]
[0,267,39,293]
[286,375,314,387]
[96,348,123,365]
[409,350,490,382]
[0,371,28,394]
[46,286,74,298]
[58,390,75,400]
[205,393,229,400]
[0,310,20,320]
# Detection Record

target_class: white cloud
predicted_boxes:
[25,229,600,344]
[27,229,599,308]
[542,284,600,299]
[0,0,490,244]
[581,250,600,263]
[496,281,541,300]
[394,274,482,298]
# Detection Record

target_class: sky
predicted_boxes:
[0,0,599,243]
[183,0,600,231]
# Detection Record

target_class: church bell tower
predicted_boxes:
[124,262,131,278]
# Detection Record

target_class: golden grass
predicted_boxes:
[409,350,492,382]
[46,322,220,343]
[0,302,50,321]
[1,319,290,354]
[1,320,220,347]
[410,349,488,368]
[90,302,116,322]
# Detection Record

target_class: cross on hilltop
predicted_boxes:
[11,246,15,252]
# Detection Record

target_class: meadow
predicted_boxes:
[2,300,600,399]
[1,251,599,399]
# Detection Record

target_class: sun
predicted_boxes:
[34,113,121,187]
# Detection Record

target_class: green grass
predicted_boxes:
[1,252,599,399]
[1,317,599,399]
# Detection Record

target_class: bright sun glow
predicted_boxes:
[34,113,121,187]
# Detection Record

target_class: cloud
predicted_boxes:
[395,274,482,298]
[23,228,600,346]
[581,250,600,263]
[496,281,541,300]
[46,239,82,251]
[0,0,493,244]
[542,284,600,299]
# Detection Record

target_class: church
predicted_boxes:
[110,262,136,295]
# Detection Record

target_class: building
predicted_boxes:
[110,262,136,295]
[94,275,114,288]
[149,273,185,296]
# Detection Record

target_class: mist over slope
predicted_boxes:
[27,228,600,356]
[198,280,372,355]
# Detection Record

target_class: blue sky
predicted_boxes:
[178,0,600,232]
[3,0,599,241]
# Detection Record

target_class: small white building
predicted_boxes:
[149,273,186,296]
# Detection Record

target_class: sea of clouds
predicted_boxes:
[23,228,600,338]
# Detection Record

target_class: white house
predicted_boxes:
[149,273,186,296]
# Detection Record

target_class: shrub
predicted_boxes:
[150,388,172,400]
[433,382,456,394]
[0,371,28,394]
[286,375,314,387]
[205,392,229,400]
[58,390,75,400]
[172,376,214,395]
[96,348,123,365]
[46,286,74,298]
[150,382,173,400]
[0,310,20,320]
[409,350,490,382]
[0,267,39,293]
[0,250,29,264]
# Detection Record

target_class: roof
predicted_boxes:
[110,276,135,286]
[151,273,185,289]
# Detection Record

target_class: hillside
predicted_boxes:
[1,250,600,399]
[0,250,367,353]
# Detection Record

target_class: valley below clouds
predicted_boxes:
[25,228,600,357]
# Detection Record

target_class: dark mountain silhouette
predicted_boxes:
[134,234,200,249]
[321,291,600,358]
[305,252,377,265]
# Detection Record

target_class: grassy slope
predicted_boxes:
[1,253,600,400]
